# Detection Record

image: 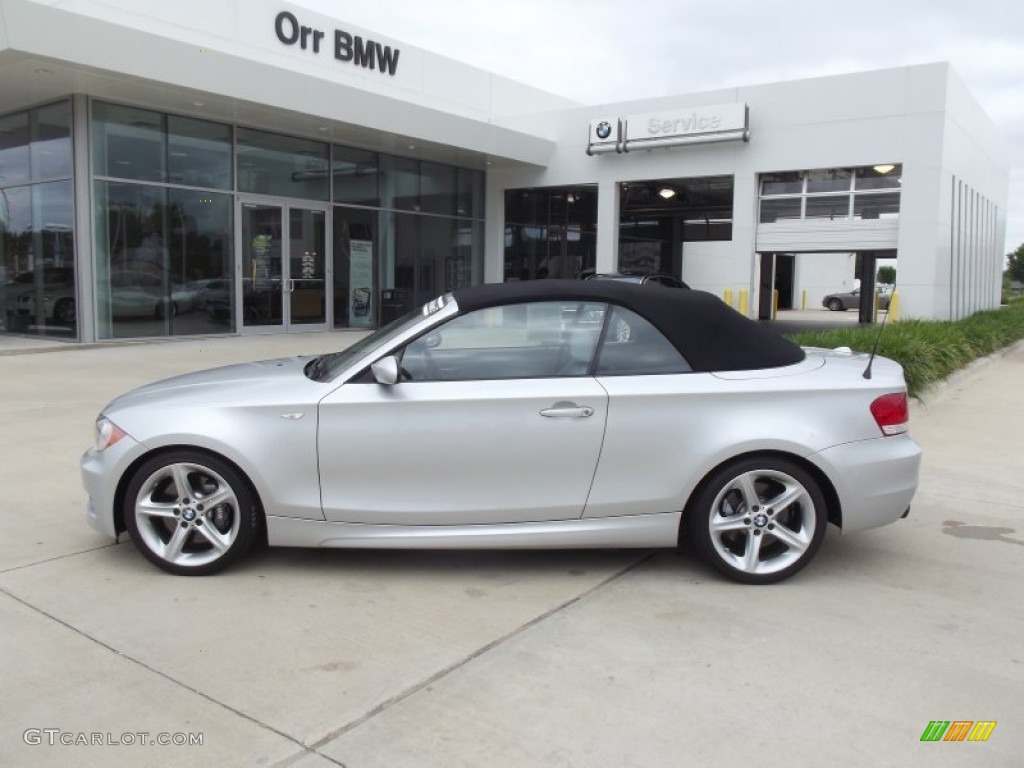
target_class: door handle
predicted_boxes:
[540,402,594,418]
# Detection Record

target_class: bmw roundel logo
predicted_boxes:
[595,121,612,140]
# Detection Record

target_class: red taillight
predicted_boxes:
[870,392,909,436]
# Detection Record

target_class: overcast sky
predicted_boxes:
[302,0,1024,255]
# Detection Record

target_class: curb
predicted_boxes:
[910,338,1024,415]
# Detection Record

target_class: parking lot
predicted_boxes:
[1,331,1022,767]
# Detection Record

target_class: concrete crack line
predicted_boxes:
[0,543,122,575]
[309,550,660,752]
[0,587,344,767]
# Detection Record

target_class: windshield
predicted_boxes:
[309,307,428,381]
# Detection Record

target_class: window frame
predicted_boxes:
[394,299,608,382]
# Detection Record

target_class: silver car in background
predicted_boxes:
[82,280,920,584]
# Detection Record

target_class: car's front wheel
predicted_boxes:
[123,451,259,575]
[688,457,827,584]
[827,298,844,311]
[53,297,76,325]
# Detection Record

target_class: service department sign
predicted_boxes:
[587,103,748,155]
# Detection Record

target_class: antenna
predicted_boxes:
[863,284,894,379]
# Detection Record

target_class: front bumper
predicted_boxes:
[808,434,921,534]
[81,434,147,539]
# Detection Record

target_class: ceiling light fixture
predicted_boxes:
[873,164,895,174]
[658,187,676,200]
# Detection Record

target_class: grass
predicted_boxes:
[785,299,1024,399]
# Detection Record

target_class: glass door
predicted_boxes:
[288,207,327,327]
[239,201,329,332]
[241,203,284,329]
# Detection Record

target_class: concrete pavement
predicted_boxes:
[0,331,1021,767]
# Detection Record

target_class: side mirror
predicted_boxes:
[370,355,400,386]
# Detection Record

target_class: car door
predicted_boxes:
[582,305,710,518]
[317,300,610,525]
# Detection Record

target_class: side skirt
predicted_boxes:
[265,513,681,550]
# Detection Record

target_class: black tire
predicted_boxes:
[155,301,178,319]
[687,456,827,584]
[827,298,844,312]
[53,297,76,325]
[123,451,259,576]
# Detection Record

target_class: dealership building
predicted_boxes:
[0,0,1009,341]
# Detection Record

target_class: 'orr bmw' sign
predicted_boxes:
[274,11,400,76]
[587,103,749,155]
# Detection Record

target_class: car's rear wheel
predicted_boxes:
[827,298,844,311]
[688,457,827,584]
[123,451,259,575]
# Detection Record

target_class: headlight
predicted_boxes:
[94,417,126,452]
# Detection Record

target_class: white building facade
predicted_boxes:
[0,0,1009,341]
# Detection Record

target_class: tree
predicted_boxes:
[1006,244,1024,283]
[876,265,896,284]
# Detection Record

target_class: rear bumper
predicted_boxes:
[808,434,921,534]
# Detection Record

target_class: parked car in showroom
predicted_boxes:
[0,268,77,327]
[822,285,892,311]
[102,270,198,318]
[83,280,920,584]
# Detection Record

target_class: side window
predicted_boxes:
[595,306,691,375]
[399,300,607,381]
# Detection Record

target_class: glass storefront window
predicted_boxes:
[456,169,484,219]
[0,181,76,336]
[169,189,234,331]
[380,155,419,211]
[333,146,379,207]
[237,128,328,200]
[31,102,73,180]
[168,116,232,190]
[0,112,30,185]
[504,186,597,280]
[1,101,75,339]
[420,161,455,216]
[92,103,165,182]
[95,182,233,338]
[333,207,377,328]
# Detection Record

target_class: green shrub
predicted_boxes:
[786,302,1024,398]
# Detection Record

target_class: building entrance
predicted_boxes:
[238,200,329,332]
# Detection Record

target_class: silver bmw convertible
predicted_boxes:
[82,280,921,584]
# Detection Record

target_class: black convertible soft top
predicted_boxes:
[451,280,805,372]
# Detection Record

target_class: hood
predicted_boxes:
[104,356,322,414]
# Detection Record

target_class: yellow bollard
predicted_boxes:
[723,288,734,308]
[772,289,779,320]
[801,289,807,311]
[888,291,900,321]
[738,289,749,317]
